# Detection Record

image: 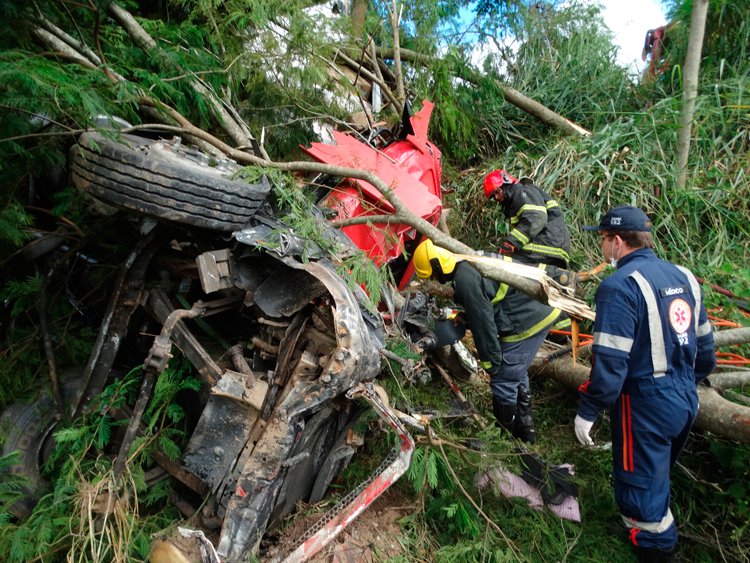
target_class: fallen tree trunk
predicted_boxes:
[530,341,750,443]
[367,46,591,137]
[713,327,750,348]
[709,371,750,390]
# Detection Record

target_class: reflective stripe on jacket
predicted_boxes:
[578,249,716,421]
[452,261,560,374]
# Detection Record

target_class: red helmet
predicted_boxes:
[483,170,517,198]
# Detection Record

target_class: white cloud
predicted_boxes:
[598,0,667,73]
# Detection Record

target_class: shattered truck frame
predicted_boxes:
[2,102,444,561]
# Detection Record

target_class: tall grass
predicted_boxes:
[447,72,750,289]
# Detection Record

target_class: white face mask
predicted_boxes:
[610,239,622,268]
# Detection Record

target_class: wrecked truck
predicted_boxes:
[1,103,445,561]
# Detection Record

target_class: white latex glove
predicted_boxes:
[574,414,595,446]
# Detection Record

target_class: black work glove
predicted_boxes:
[499,241,515,256]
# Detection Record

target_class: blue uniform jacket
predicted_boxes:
[578,249,716,421]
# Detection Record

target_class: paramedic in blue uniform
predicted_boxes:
[574,206,716,563]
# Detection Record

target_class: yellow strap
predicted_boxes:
[510,204,547,223]
[491,283,509,304]
[501,309,561,342]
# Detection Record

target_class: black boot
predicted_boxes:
[492,399,516,437]
[636,545,680,563]
[514,386,537,444]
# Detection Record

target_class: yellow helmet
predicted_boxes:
[413,240,457,280]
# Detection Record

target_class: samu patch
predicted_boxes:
[669,298,692,334]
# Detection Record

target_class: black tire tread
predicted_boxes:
[71,132,271,231]
[70,163,258,225]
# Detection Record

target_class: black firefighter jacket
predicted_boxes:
[452,261,560,375]
[501,182,571,268]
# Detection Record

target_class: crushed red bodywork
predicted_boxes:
[302,100,442,288]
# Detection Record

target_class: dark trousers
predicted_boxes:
[489,328,550,404]
[611,382,698,550]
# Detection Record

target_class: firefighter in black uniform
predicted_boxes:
[413,240,560,443]
[483,170,572,268]
[484,169,574,338]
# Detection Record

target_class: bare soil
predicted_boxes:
[263,487,415,563]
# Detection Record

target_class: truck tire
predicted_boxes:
[0,377,81,519]
[70,132,272,232]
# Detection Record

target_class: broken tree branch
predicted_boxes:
[337,50,402,116]
[369,37,387,111]
[32,1,100,66]
[709,372,750,391]
[363,45,591,137]
[104,1,259,152]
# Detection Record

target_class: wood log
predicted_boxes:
[713,327,750,348]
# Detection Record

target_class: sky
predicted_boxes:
[598,0,668,72]
[461,0,670,77]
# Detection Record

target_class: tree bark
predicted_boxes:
[676,0,709,189]
[709,371,750,391]
[712,327,750,348]
[350,0,368,38]
[367,46,590,137]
